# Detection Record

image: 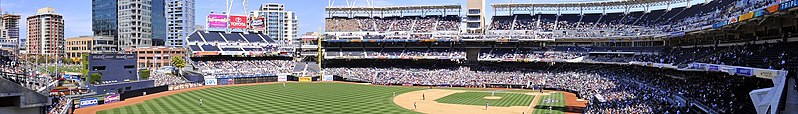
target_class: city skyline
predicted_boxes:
[0,0,650,39]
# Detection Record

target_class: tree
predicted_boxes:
[61,57,73,65]
[171,56,186,76]
[89,73,102,85]
[139,69,151,80]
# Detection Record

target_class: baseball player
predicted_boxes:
[485,101,489,110]
[413,102,417,109]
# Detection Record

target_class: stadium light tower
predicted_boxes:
[329,0,374,8]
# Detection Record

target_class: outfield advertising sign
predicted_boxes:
[299,77,312,82]
[278,75,287,82]
[204,76,217,85]
[229,15,248,29]
[322,75,334,81]
[79,98,98,108]
[104,94,120,104]
[208,14,228,28]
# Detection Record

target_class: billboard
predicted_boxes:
[104,94,120,104]
[707,65,720,71]
[299,77,312,82]
[781,0,798,11]
[738,12,754,21]
[229,15,248,29]
[208,14,228,28]
[278,75,287,82]
[754,69,780,79]
[250,17,265,29]
[79,98,99,108]
[204,78,217,85]
[322,75,334,81]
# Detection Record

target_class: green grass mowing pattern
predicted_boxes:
[96,83,424,114]
[532,92,566,114]
[434,92,534,107]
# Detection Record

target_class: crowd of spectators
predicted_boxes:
[0,62,57,92]
[168,82,204,90]
[151,73,188,86]
[325,16,460,32]
[193,60,296,76]
[486,0,782,38]
[323,59,773,113]
[698,42,796,70]
[47,97,71,114]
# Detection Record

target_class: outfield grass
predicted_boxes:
[434,92,534,107]
[532,92,566,114]
[97,83,423,114]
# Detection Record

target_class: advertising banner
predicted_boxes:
[767,4,780,13]
[278,75,287,82]
[781,0,798,11]
[204,78,217,85]
[207,14,228,28]
[713,21,728,29]
[299,77,312,82]
[754,9,769,17]
[753,69,779,79]
[739,12,754,21]
[707,65,720,71]
[217,78,229,85]
[736,68,753,76]
[322,75,334,81]
[720,66,735,75]
[229,15,248,29]
[250,17,265,29]
[195,51,220,56]
[79,98,99,108]
[104,94,120,104]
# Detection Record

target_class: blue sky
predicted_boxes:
[2,0,674,39]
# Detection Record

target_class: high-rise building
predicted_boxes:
[97,0,166,49]
[92,0,118,38]
[165,0,195,47]
[465,0,484,33]
[250,3,298,42]
[27,7,65,59]
[0,14,21,53]
[65,36,117,59]
[152,0,167,46]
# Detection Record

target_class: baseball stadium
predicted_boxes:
[1,0,798,114]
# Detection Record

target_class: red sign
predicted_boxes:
[229,15,248,29]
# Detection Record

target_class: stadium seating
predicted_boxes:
[325,16,460,32]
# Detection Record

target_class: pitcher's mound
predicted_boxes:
[483,96,502,100]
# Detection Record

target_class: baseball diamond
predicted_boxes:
[434,92,534,107]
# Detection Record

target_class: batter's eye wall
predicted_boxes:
[88,54,139,82]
